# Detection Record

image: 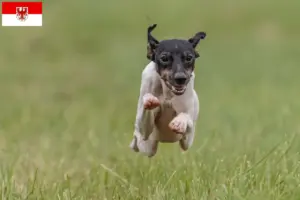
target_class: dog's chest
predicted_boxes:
[154,97,183,142]
[156,99,176,122]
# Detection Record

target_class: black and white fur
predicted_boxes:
[130,24,206,157]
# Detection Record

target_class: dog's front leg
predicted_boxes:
[169,90,199,151]
[136,93,160,140]
[131,94,160,157]
[169,113,195,150]
[130,64,161,157]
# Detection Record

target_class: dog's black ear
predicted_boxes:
[147,24,159,61]
[188,32,206,48]
[188,32,206,58]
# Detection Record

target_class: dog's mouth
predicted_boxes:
[164,80,187,95]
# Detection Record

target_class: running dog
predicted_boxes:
[130,24,206,157]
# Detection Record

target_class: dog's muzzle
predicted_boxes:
[162,74,192,96]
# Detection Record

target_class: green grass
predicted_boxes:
[1,0,300,199]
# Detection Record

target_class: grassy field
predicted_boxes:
[1,0,300,199]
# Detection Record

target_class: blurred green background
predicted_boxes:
[1,0,300,199]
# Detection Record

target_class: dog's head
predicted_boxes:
[147,24,206,95]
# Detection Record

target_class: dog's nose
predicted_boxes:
[174,73,187,85]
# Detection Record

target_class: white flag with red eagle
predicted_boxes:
[2,2,42,26]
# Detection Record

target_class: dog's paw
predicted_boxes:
[143,93,160,110]
[169,117,187,134]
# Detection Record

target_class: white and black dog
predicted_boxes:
[130,24,206,157]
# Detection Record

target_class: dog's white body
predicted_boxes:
[130,61,200,157]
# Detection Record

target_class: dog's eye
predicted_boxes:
[160,55,169,64]
[185,55,194,63]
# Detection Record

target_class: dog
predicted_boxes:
[129,24,206,157]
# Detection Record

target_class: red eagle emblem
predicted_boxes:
[16,7,28,21]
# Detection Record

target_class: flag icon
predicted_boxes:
[2,2,42,26]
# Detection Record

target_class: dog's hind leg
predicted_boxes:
[133,131,159,157]
[179,125,195,151]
